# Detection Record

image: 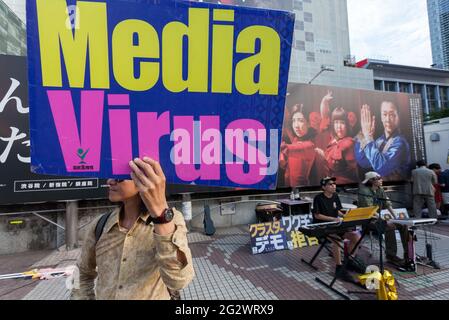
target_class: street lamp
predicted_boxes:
[308,65,335,84]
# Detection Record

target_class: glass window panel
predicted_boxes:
[305,32,314,42]
[384,81,396,92]
[399,83,411,93]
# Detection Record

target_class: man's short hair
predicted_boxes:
[416,160,427,167]
[429,163,441,170]
[381,101,399,112]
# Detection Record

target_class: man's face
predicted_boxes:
[323,180,336,193]
[292,112,308,138]
[381,102,399,135]
[107,179,139,202]
[309,112,321,131]
[371,177,382,188]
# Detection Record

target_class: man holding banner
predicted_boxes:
[71,157,194,300]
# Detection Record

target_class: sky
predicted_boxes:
[347,0,433,68]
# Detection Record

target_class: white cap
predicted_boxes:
[362,171,381,184]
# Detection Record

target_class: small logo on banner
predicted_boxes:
[73,148,93,170]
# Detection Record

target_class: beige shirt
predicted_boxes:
[412,167,438,196]
[71,207,194,300]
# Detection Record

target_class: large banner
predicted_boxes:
[0,55,107,205]
[278,84,426,187]
[26,0,294,190]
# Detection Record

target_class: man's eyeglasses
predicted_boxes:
[326,182,336,186]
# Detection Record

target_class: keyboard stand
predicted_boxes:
[416,227,441,270]
[314,229,369,300]
[301,238,332,270]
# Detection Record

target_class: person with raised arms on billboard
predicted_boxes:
[280,104,329,187]
[71,157,194,300]
[354,101,411,181]
[313,91,333,150]
[325,107,358,184]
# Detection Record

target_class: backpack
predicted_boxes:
[94,212,181,300]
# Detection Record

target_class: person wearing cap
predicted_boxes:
[312,177,363,281]
[358,171,410,267]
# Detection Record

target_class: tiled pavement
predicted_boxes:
[3,222,449,300]
[0,250,52,300]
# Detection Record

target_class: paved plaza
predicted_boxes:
[2,222,449,300]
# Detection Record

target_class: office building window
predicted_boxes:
[296,40,305,51]
[440,86,449,108]
[295,20,304,31]
[293,1,303,10]
[413,84,426,112]
[427,85,436,100]
[384,81,396,92]
[374,80,383,91]
[305,32,314,42]
[399,82,411,93]
[428,100,439,113]
[306,51,315,62]
[427,85,438,112]
[413,83,423,95]
[304,12,313,23]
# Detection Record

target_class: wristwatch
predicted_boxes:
[147,208,174,225]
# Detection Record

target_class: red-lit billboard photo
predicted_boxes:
[278,83,425,188]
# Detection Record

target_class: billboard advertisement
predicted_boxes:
[0,54,107,205]
[278,83,426,188]
[26,0,295,190]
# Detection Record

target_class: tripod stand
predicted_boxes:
[415,226,440,270]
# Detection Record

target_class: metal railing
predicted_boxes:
[0,205,118,231]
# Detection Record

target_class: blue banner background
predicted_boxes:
[26,0,294,189]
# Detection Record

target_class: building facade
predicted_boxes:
[424,117,449,170]
[428,0,449,70]
[358,58,449,116]
[0,0,26,56]
[198,0,374,89]
[2,0,25,23]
